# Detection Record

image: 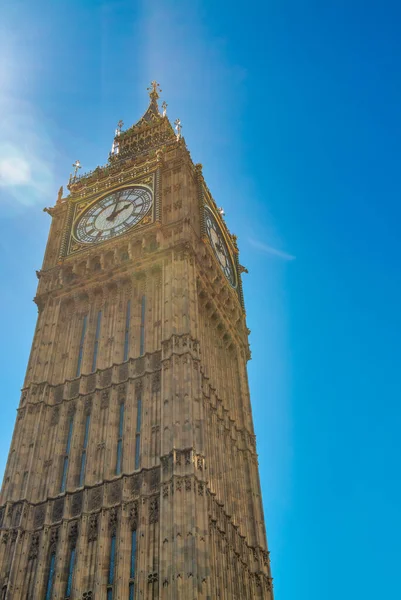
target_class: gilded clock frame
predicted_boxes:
[67,174,155,255]
[203,202,238,289]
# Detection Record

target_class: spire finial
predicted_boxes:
[147,81,162,101]
[174,118,182,141]
[72,160,81,176]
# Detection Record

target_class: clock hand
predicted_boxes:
[106,202,131,222]
[106,202,120,221]
[112,203,131,218]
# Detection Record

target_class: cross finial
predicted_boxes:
[117,120,124,133]
[72,160,81,179]
[147,81,162,100]
[174,118,182,141]
[162,101,167,117]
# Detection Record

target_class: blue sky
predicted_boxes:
[1,1,401,597]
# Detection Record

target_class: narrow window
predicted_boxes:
[79,414,90,487]
[116,403,124,475]
[134,397,142,470]
[123,300,131,362]
[45,551,56,600]
[60,416,74,493]
[129,529,137,599]
[91,310,102,372]
[65,546,76,598]
[107,535,116,600]
[139,295,146,356]
[76,315,88,377]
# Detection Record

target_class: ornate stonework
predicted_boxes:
[0,83,272,599]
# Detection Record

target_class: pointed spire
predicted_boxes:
[147,80,162,102]
[132,81,163,126]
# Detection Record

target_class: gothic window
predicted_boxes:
[91,310,102,372]
[79,414,91,487]
[139,295,146,356]
[123,300,131,362]
[45,551,56,600]
[134,397,142,470]
[76,315,88,377]
[107,534,116,599]
[115,403,124,475]
[65,546,76,598]
[129,529,137,599]
[60,416,74,493]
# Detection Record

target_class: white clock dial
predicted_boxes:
[75,186,153,243]
[204,206,237,288]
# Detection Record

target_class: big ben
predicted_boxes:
[0,82,273,599]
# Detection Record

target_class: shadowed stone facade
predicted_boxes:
[0,83,273,599]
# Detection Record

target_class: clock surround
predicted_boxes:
[73,185,153,244]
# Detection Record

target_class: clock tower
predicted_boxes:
[0,83,273,599]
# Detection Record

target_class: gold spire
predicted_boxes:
[147,81,162,102]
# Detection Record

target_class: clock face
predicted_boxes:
[204,206,237,288]
[74,186,153,244]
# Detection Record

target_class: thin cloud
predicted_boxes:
[248,238,296,261]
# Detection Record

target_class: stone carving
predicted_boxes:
[54,385,63,403]
[152,351,162,368]
[150,468,160,491]
[184,450,192,465]
[131,474,141,497]
[184,477,191,492]
[84,397,93,414]
[50,527,59,546]
[67,402,76,417]
[34,505,46,528]
[148,572,158,584]
[28,532,40,560]
[13,503,22,526]
[109,507,118,535]
[135,357,145,374]
[70,379,80,397]
[102,368,112,386]
[108,481,122,504]
[71,491,83,516]
[51,407,60,426]
[1,532,8,545]
[82,592,93,599]
[69,521,79,543]
[161,455,170,472]
[135,378,143,394]
[87,374,96,392]
[129,502,139,530]
[89,487,103,510]
[0,508,4,527]
[152,371,161,392]
[198,482,204,496]
[101,390,109,409]
[52,498,64,522]
[149,497,159,524]
[88,514,98,542]
[119,363,128,380]
[163,485,169,498]
[176,478,182,492]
